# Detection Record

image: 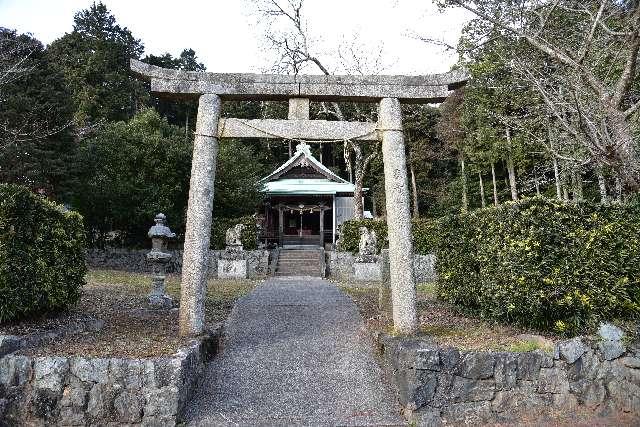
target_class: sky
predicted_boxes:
[0,0,471,75]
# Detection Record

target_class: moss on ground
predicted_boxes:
[3,269,258,358]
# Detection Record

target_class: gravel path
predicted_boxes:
[183,277,404,426]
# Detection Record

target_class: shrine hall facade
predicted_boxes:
[259,142,359,248]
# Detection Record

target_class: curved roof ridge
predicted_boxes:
[260,142,350,184]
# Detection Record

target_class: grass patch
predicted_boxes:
[506,339,549,353]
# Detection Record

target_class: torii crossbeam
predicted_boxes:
[131,58,467,336]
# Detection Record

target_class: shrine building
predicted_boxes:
[259,142,363,248]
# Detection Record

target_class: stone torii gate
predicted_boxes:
[131,59,467,336]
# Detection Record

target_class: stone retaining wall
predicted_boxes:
[86,249,270,278]
[326,251,437,283]
[87,249,436,283]
[379,329,640,425]
[0,328,221,426]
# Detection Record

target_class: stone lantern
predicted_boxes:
[147,213,176,309]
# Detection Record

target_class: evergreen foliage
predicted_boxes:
[337,217,439,255]
[47,2,146,125]
[72,108,192,247]
[434,197,640,334]
[0,184,86,322]
[0,28,77,199]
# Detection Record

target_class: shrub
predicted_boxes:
[337,217,439,255]
[210,216,258,250]
[434,197,640,335]
[0,184,86,322]
[412,218,441,255]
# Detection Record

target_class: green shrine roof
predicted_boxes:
[262,178,356,195]
[260,143,356,196]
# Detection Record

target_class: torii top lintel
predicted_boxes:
[130,59,467,103]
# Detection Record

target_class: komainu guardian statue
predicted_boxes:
[357,226,377,262]
[225,223,245,248]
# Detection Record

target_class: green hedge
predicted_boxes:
[435,197,640,334]
[210,216,258,250]
[0,184,86,322]
[337,217,439,255]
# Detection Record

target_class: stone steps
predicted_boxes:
[275,249,322,277]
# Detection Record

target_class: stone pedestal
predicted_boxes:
[354,262,383,281]
[218,259,248,279]
[218,244,247,279]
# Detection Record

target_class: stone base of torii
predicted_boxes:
[130,59,467,336]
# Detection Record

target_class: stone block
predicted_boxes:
[412,406,442,427]
[353,262,382,281]
[217,259,247,279]
[0,356,31,387]
[142,415,177,427]
[441,401,492,425]
[537,367,570,394]
[598,322,624,341]
[60,383,88,408]
[450,377,495,402]
[455,352,495,379]
[34,357,69,394]
[570,379,606,407]
[32,387,61,421]
[567,350,599,381]
[411,371,439,409]
[144,386,179,417]
[438,348,461,373]
[0,335,23,357]
[70,358,109,384]
[599,339,626,361]
[59,406,86,426]
[606,379,640,413]
[556,338,588,364]
[552,393,578,411]
[86,384,105,418]
[153,358,181,388]
[114,390,143,423]
[415,349,440,371]
[491,387,550,416]
[516,352,542,381]
[494,353,518,391]
[621,357,640,369]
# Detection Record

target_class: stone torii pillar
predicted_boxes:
[378,98,417,333]
[179,94,221,336]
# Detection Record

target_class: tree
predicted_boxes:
[47,2,145,126]
[442,0,640,194]
[403,105,443,217]
[250,0,381,218]
[437,89,471,210]
[72,108,264,247]
[0,28,76,199]
[72,109,192,246]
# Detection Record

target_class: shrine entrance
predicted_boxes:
[130,59,467,336]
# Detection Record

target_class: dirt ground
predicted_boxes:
[340,282,558,352]
[0,269,257,358]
